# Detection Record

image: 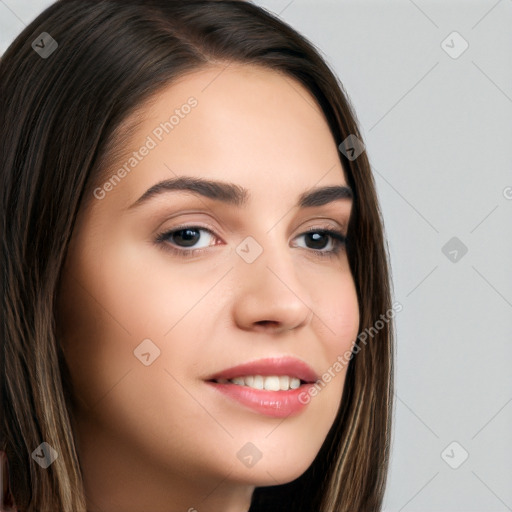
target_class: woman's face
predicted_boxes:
[57,63,360,511]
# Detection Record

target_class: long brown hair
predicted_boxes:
[0,1,394,510]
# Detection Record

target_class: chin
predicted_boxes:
[224,439,320,487]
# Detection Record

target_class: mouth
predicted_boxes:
[204,357,319,418]
[210,375,308,391]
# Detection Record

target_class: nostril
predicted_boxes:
[255,320,279,328]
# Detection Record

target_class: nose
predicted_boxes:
[232,236,313,334]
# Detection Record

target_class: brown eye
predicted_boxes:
[169,228,202,247]
[304,232,330,250]
[155,225,220,258]
[293,229,347,258]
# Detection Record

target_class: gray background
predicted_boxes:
[1,1,511,510]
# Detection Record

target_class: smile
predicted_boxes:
[205,357,319,418]
[213,375,303,391]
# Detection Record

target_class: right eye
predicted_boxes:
[155,225,222,257]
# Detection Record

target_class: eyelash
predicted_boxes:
[154,224,347,259]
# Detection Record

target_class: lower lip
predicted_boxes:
[205,381,314,418]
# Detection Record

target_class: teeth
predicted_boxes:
[252,375,264,390]
[264,376,280,391]
[215,375,303,391]
[290,377,300,389]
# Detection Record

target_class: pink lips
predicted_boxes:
[205,357,319,418]
[207,356,319,383]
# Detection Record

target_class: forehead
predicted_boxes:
[97,63,349,210]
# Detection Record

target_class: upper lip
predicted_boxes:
[206,357,319,383]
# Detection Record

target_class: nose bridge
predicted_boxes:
[236,228,297,289]
[231,228,313,330]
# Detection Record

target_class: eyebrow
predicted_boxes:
[128,176,353,210]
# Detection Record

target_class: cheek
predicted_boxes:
[94,236,224,335]
[57,232,220,410]
[308,268,360,401]
[274,263,358,426]
[309,266,360,355]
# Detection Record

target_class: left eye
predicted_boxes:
[294,230,345,252]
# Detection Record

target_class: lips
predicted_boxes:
[204,357,319,418]
[206,356,319,383]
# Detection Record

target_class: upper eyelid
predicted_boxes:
[160,221,347,234]
[156,212,348,235]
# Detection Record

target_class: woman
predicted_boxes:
[0,1,394,510]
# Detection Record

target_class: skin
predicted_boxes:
[57,63,360,512]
